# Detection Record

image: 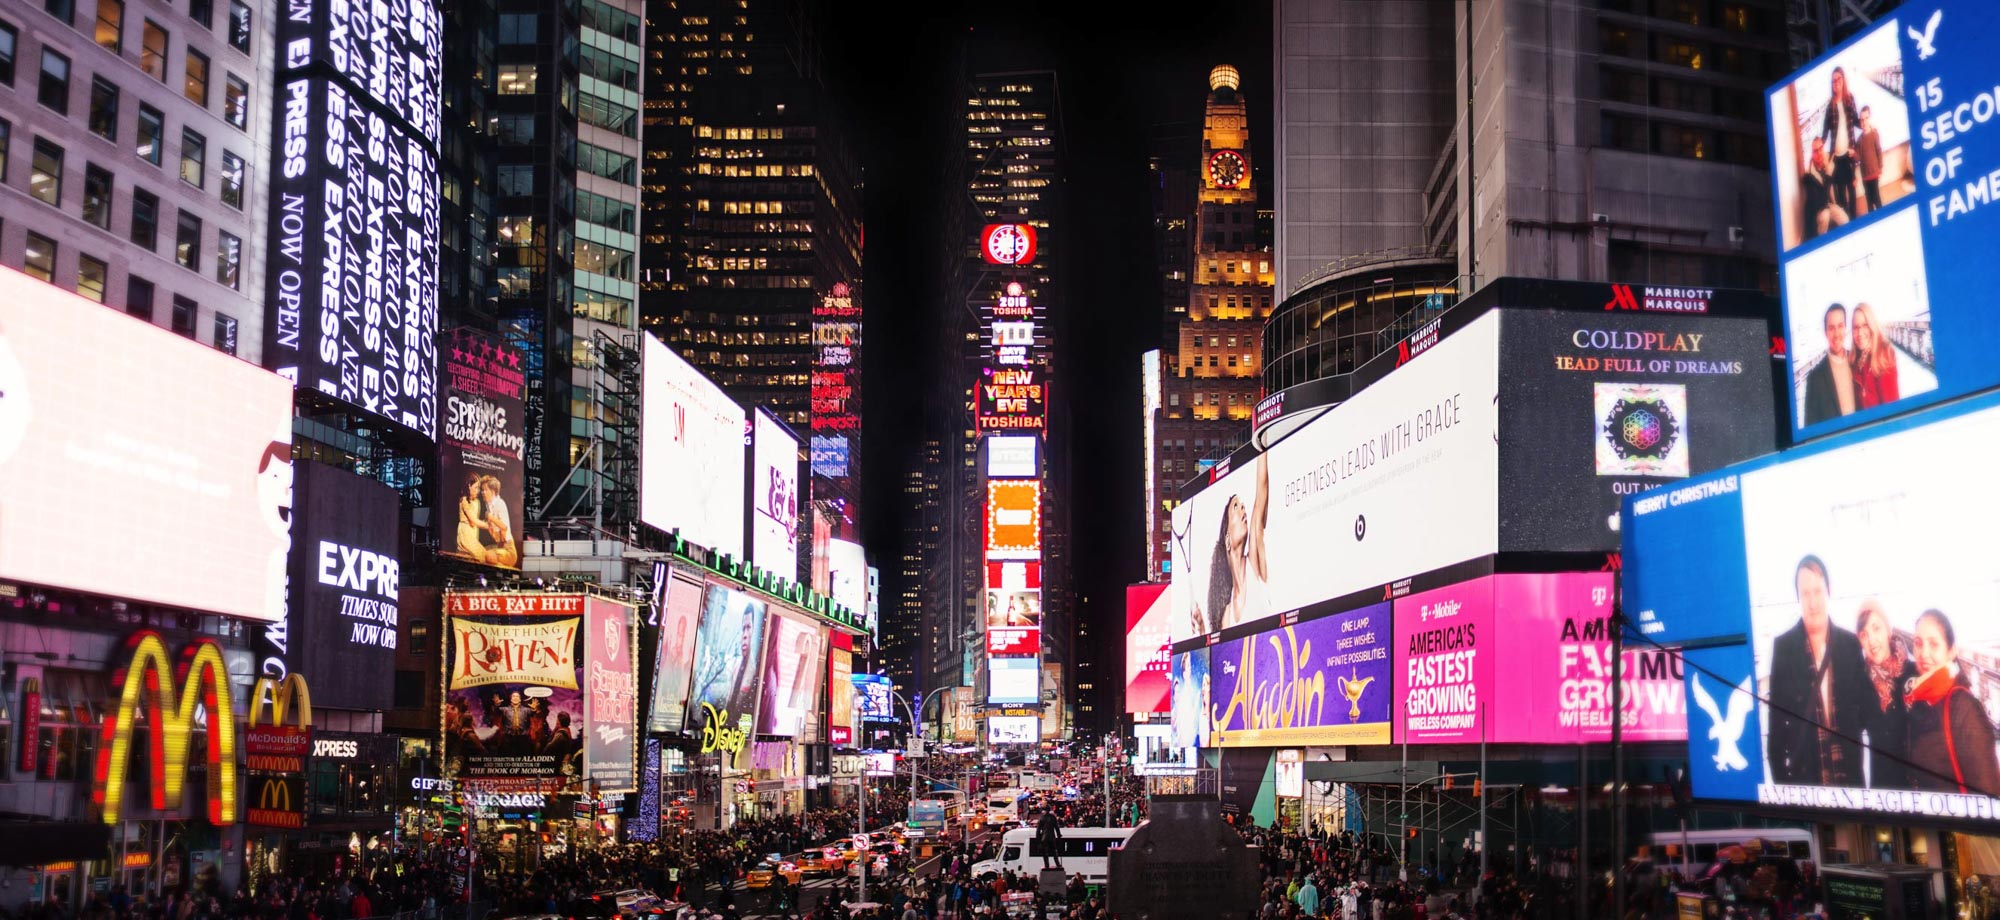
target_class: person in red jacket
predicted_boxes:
[1906,609,2000,796]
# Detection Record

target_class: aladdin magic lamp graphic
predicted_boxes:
[1336,667,1375,721]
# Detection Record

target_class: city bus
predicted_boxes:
[970,826,1136,885]
[907,797,961,838]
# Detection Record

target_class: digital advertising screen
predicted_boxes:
[986,625,1040,658]
[852,673,894,721]
[987,658,1041,706]
[1169,648,1211,751]
[985,589,1042,630]
[1624,391,2000,818]
[583,597,638,792]
[828,643,855,746]
[827,538,868,614]
[1208,602,1394,747]
[438,328,526,569]
[810,284,860,443]
[1497,309,1779,552]
[1391,573,1685,745]
[1125,583,1173,715]
[264,74,439,439]
[686,583,768,748]
[640,335,747,557]
[286,462,401,711]
[443,594,587,790]
[986,434,1039,478]
[985,480,1042,560]
[0,267,293,623]
[978,367,1047,431]
[988,716,1039,746]
[756,611,828,738]
[1134,724,1197,775]
[1767,0,2000,440]
[810,435,850,479]
[273,0,442,142]
[1170,312,1502,643]
[646,569,705,733]
[750,409,800,581]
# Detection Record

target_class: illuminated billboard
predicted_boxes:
[438,328,526,569]
[987,626,1040,657]
[1125,584,1172,715]
[987,435,1039,478]
[1207,602,1394,747]
[686,583,768,763]
[985,481,1042,559]
[285,462,401,711]
[756,611,828,738]
[646,568,706,733]
[980,224,1039,266]
[273,0,442,140]
[989,715,1039,745]
[810,435,850,479]
[0,266,293,623]
[582,597,638,792]
[1625,391,2000,819]
[640,334,747,557]
[811,283,860,443]
[443,594,586,791]
[750,409,800,580]
[988,658,1040,705]
[827,538,868,614]
[828,641,855,746]
[978,367,1047,431]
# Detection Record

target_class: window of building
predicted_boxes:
[0,20,15,87]
[130,187,159,248]
[226,0,250,52]
[171,294,196,336]
[576,190,634,232]
[0,120,9,181]
[497,12,537,43]
[576,92,637,137]
[577,1,638,44]
[1599,24,1640,59]
[223,74,247,128]
[126,275,154,319]
[496,216,535,247]
[39,50,70,114]
[215,230,239,288]
[495,113,535,144]
[45,0,75,26]
[183,48,208,106]
[175,210,201,270]
[1657,123,1710,159]
[141,20,168,81]
[496,63,537,95]
[497,163,534,196]
[89,77,119,139]
[29,138,62,205]
[23,232,55,282]
[189,0,212,28]
[573,239,632,280]
[83,163,113,228]
[96,0,124,52]
[136,103,164,164]
[217,150,243,208]
[76,254,107,302]
[1655,36,1703,70]
[1600,113,1648,153]
[179,127,204,186]
[212,312,237,354]
[579,45,638,92]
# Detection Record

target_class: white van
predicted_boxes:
[983,788,1025,827]
[970,826,1135,885]
[1646,827,1819,874]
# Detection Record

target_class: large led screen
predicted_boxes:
[985,481,1042,560]
[1125,584,1172,715]
[686,584,767,746]
[274,0,443,141]
[987,434,1039,478]
[852,674,894,721]
[1208,602,1393,747]
[1624,393,2000,818]
[286,462,401,711]
[1497,310,1778,551]
[1766,0,2000,440]
[989,716,1038,745]
[757,611,827,738]
[583,597,638,792]
[1169,648,1211,750]
[988,658,1041,706]
[1392,573,1685,745]
[828,644,855,746]
[265,75,439,438]
[750,410,800,581]
[646,569,705,733]
[827,538,868,614]
[640,335,747,556]
[0,267,293,622]
[443,594,586,790]
[438,328,526,569]
[1169,312,1501,643]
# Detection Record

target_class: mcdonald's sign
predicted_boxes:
[247,774,305,829]
[244,675,313,773]
[91,631,239,826]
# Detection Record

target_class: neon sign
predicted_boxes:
[245,674,314,772]
[698,702,747,760]
[977,368,1047,431]
[93,631,240,826]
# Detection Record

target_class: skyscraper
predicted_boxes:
[641,0,865,571]
[1145,66,1275,580]
[0,0,273,356]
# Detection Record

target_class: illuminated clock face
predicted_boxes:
[1208,150,1247,189]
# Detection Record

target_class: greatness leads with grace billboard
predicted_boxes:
[1624,393,2000,820]
[1171,312,1502,643]
[640,335,747,557]
[0,267,294,623]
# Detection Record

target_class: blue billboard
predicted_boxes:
[1623,389,2000,820]
[1769,0,2000,440]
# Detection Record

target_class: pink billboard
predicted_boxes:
[0,267,294,622]
[1394,573,1686,744]
[1124,583,1171,714]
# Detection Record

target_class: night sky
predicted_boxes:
[832,5,1272,689]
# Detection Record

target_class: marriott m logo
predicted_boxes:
[1604,284,1641,311]
[91,631,240,825]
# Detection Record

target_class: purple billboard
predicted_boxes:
[1209,601,1394,747]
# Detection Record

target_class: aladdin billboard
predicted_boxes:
[1207,602,1394,747]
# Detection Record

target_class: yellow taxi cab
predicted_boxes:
[744,856,803,889]
[794,849,846,877]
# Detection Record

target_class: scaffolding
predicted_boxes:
[534,330,641,531]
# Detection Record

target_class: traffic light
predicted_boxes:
[1473,778,1482,798]
[1443,775,1454,790]
[1408,827,1418,839]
